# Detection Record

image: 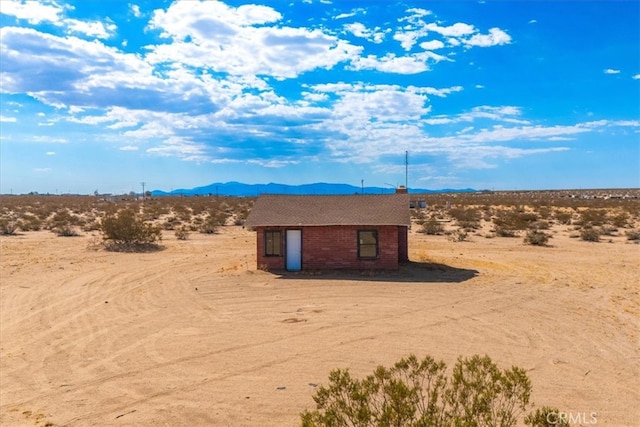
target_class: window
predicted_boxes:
[264,230,282,256]
[358,230,378,259]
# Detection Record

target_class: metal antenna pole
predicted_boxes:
[405,151,408,190]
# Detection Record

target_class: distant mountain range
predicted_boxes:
[151,182,476,197]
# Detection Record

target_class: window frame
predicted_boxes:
[357,229,379,259]
[264,230,283,257]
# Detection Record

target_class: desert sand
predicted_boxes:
[1,224,639,426]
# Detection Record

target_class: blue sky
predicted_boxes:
[1,0,638,194]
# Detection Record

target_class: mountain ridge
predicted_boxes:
[151,181,476,196]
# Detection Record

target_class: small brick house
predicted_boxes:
[244,193,410,271]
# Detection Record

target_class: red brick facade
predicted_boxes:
[255,225,409,271]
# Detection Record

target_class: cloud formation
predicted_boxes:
[1,0,637,192]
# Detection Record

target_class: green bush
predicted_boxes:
[100,209,162,250]
[302,354,564,427]
[524,406,570,426]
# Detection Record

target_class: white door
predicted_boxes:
[286,230,302,271]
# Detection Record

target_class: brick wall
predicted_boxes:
[255,225,408,271]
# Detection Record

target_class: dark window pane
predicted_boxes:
[358,230,378,258]
[265,230,281,256]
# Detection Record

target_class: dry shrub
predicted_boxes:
[200,210,229,234]
[0,217,19,235]
[449,207,481,230]
[524,230,550,246]
[100,208,162,251]
[420,217,444,235]
[625,229,640,241]
[580,227,601,242]
[448,229,469,242]
[174,226,190,240]
[18,213,42,231]
[610,211,630,228]
[553,210,573,225]
[577,208,607,227]
[493,208,539,236]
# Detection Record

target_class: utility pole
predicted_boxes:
[140,182,146,201]
[405,150,409,190]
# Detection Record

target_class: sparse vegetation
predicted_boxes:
[0,217,18,235]
[525,407,571,427]
[625,229,640,241]
[580,227,601,242]
[100,208,162,251]
[48,209,82,236]
[448,228,469,242]
[420,217,444,235]
[200,210,229,234]
[174,225,190,240]
[524,230,551,246]
[449,206,482,230]
[493,208,539,237]
[301,353,564,427]
[577,208,607,227]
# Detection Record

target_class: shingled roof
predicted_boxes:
[245,194,410,227]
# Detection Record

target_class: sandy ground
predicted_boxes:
[1,225,639,426]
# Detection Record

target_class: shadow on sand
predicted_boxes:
[273,261,478,284]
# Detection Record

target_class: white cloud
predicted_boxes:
[419,86,463,97]
[334,8,367,20]
[604,68,620,74]
[632,74,640,80]
[426,22,475,37]
[529,19,537,24]
[32,136,67,143]
[350,50,450,74]
[464,28,511,47]
[344,22,386,43]
[0,115,17,122]
[130,4,142,18]
[146,2,362,79]
[419,40,445,50]
[46,151,56,155]
[0,0,115,39]
[66,19,116,39]
[247,159,300,168]
[405,8,432,18]
[0,0,64,25]
[146,136,208,161]
[120,145,139,151]
[425,105,528,126]
[475,84,484,89]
